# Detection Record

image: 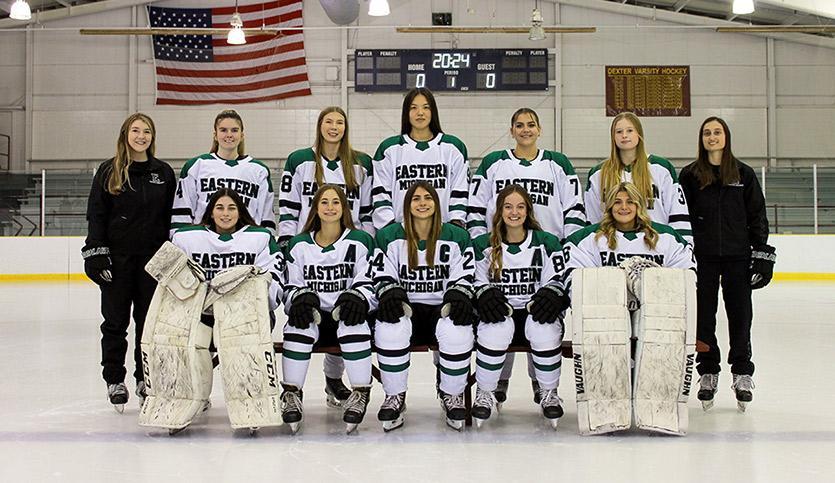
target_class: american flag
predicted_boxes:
[147,0,311,105]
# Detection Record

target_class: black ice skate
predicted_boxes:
[472,386,497,428]
[280,383,304,434]
[698,374,719,411]
[135,380,147,408]
[732,374,754,413]
[343,385,371,434]
[325,377,352,408]
[539,388,564,430]
[494,379,509,406]
[532,379,542,404]
[107,383,128,413]
[378,392,406,432]
[439,391,466,431]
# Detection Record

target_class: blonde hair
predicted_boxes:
[313,107,364,194]
[595,181,658,250]
[488,184,542,281]
[210,109,246,157]
[402,181,442,271]
[106,113,156,195]
[599,112,654,211]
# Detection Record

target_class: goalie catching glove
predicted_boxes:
[288,288,321,329]
[333,289,369,326]
[475,286,512,323]
[750,244,776,290]
[527,285,569,324]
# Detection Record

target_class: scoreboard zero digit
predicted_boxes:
[355,49,549,92]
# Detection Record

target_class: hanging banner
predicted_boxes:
[605,65,690,117]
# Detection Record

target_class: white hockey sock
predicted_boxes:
[337,322,373,386]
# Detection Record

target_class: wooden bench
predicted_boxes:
[272,341,574,427]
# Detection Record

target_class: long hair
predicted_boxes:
[106,113,156,195]
[692,116,740,189]
[402,181,443,270]
[400,88,443,136]
[599,112,654,211]
[200,188,257,232]
[313,107,364,193]
[488,184,543,281]
[595,181,658,250]
[300,184,357,234]
[210,109,246,157]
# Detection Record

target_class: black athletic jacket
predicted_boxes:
[679,160,769,261]
[85,156,176,256]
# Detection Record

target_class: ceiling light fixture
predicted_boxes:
[10,0,32,21]
[368,0,390,17]
[732,0,755,15]
[227,1,246,45]
[529,2,545,41]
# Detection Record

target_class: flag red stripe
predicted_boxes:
[157,56,306,78]
[212,41,304,62]
[211,32,284,47]
[158,73,309,93]
[211,9,302,29]
[156,88,312,105]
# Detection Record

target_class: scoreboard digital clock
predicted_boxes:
[354,49,549,92]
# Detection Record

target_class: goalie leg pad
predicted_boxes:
[144,241,206,300]
[139,280,213,430]
[212,272,282,429]
[632,268,697,436]
[571,268,632,435]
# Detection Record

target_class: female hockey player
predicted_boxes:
[280,185,376,434]
[372,88,470,230]
[470,184,570,429]
[585,112,691,242]
[82,113,176,412]
[372,181,476,431]
[171,109,275,233]
[279,106,374,407]
[680,117,773,412]
[467,107,586,404]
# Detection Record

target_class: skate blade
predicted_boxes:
[445,418,464,432]
[112,404,125,414]
[288,422,302,434]
[249,427,259,436]
[701,399,715,412]
[474,417,486,429]
[325,394,344,409]
[382,416,405,432]
[346,423,359,434]
[548,418,560,430]
[737,401,748,413]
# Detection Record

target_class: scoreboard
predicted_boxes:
[354,49,549,92]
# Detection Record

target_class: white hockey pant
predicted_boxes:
[632,267,696,436]
[282,322,372,388]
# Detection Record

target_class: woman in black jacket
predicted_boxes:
[680,116,775,413]
[82,113,176,412]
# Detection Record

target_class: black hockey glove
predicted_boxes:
[82,245,112,285]
[443,285,474,326]
[750,244,776,290]
[476,286,511,324]
[377,285,409,323]
[334,289,369,326]
[288,289,320,330]
[528,285,569,324]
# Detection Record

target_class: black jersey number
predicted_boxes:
[462,250,475,270]
[280,174,293,194]
[569,178,579,197]
[471,177,482,196]
[367,251,385,278]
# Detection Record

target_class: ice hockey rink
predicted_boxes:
[0,280,831,483]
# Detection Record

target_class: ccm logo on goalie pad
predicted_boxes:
[265,351,277,389]
[141,350,151,391]
[681,353,695,397]
[574,353,585,395]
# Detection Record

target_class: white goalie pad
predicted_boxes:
[140,243,212,430]
[571,268,632,435]
[632,268,697,435]
[210,267,282,429]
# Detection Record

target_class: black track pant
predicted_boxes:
[99,254,156,385]
[695,257,755,376]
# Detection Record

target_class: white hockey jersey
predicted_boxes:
[372,222,474,305]
[564,222,696,276]
[585,155,691,243]
[278,147,374,239]
[467,149,586,240]
[372,133,469,230]
[171,224,283,309]
[171,153,276,233]
[473,229,567,309]
[283,228,377,313]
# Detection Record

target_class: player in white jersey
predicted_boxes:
[279,106,374,241]
[372,88,469,230]
[278,107,372,408]
[467,108,586,402]
[585,112,691,243]
[171,188,283,308]
[371,181,476,431]
[280,185,377,434]
[171,110,276,234]
[471,185,570,429]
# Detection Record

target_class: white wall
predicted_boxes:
[2,0,835,170]
[0,235,830,278]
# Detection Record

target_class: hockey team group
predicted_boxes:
[81,87,776,436]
